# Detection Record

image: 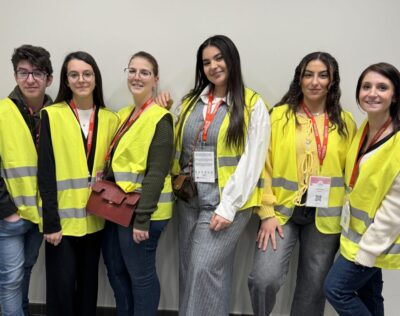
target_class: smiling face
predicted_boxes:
[14,60,52,103]
[66,59,95,99]
[301,59,330,105]
[202,45,228,95]
[127,56,158,101]
[358,71,395,117]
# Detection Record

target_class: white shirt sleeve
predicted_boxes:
[355,172,400,267]
[214,98,270,222]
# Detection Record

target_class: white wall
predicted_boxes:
[1,0,399,314]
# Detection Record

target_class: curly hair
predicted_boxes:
[275,52,348,137]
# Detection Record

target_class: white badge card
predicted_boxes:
[340,199,351,233]
[305,176,331,208]
[193,150,215,183]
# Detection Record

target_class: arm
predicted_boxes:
[355,172,400,267]
[133,115,174,241]
[38,111,62,245]
[213,97,270,223]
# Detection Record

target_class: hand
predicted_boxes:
[209,213,232,232]
[155,91,173,109]
[257,217,284,251]
[133,228,149,244]
[44,231,63,246]
[4,213,20,222]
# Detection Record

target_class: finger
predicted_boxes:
[277,225,284,239]
[257,230,265,248]
[271,232,277,250]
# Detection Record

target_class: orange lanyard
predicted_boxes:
[202,93,224,142]
[70,100,96,160]
[349,117,392,188]
[301,101,329,166]
[104,98,153,162]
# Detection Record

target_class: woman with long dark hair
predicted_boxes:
[38,51,119,316]
[172,35,270,315]
[248,52,357,315]
[324,63,400,316]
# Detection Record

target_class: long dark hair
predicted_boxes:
[356,62,400,132]
[54,51,106,108]
[178,35,248,150]
[275,52,347,137]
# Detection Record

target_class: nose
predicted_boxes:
[26,73,36,83]
[311,74,319,85]
[210,59,218,69]
[368,87,378,97]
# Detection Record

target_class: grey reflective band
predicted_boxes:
[59,207,87,218]
[272,177,298,191]
[2,166,37,179]
[343,227,400,255]
[350,206,374,227]
[13,195,37,207]
[275,205,293,216]
[330,177,344,188]
[218,156,241,167]
[57,178,89,191]
[159,192,174,203]
[257,178,265,189]
[317,206,342,217]
[174,150,181,160]
[113,172,144,184]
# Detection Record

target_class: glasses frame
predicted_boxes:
[15,69,48,81]
[124,68,152,79]
[67,71,95,82]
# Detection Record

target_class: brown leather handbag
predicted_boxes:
[86,180,140,227]
[172,173,197,202]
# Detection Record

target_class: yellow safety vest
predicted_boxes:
[270,105,356,234]
[42,102,119,236]
[340,120,400,269]
[112,104,174,221]
[172,88,266,210]
[0,98,40,223]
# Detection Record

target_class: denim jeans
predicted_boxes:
[102,220,168,316]
[324,254,384,316]
[0,218,33,316]
[22,223,42,316]
[248,216,339,316]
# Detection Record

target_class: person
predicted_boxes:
[37,51,119,316]
[324,62,400,316]
[248,52,357,316]
[102,51,174,316]
[0,44,53,316]
[171,34,270,315]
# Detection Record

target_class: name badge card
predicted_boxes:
[305,176,331,208]
[193,150,215,183]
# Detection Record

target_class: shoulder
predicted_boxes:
[99,107,119,119]
[43,102,68,114]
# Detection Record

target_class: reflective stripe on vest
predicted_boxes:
[270,104,356,234]
[0,98,40,223]
[43,102,119,236]
[112,104,174,220]
[172,88,265,211]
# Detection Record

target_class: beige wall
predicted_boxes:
[1,0,399,314]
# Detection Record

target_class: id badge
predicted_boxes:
[305,176,331,208]
[193,149,215,183]
[340,197,351,233]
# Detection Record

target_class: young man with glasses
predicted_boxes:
[0,44,53,316]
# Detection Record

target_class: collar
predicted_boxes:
[199,85,230,106]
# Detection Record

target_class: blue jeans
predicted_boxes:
[102,220,168,316]
[324,254,384,316]
[0,218,35,316]
[22,223,42,316]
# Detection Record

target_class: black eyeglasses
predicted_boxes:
[16,69,47,81]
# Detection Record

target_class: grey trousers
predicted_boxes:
[248,218,339,316]
[177,198,252,316]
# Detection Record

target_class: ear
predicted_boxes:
[46,75,53,87]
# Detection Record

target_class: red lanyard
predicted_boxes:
[202,93,224,142]
[349,117,392,188]
[301,102,329,166]
[104,98,153,162]
[70,100,96,160]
